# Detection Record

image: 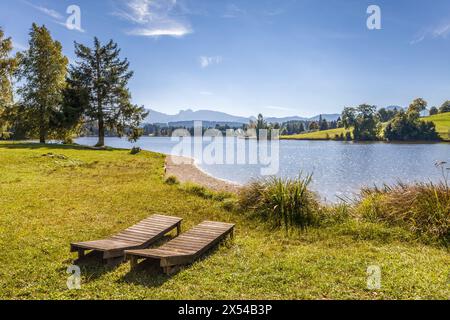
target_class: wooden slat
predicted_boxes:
[71,215,183,258]
[125,221,235,271]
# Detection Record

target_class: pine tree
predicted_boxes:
[70,37,148,147]
[0,27,19,138]
[17,24,68,143]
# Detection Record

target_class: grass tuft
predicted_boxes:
[165,175,179,185]
[357,181,450,244]
[238,174,320,232]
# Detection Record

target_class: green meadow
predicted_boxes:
[282,112,450,141]
[425,112,450,141]
[0,142,448,300]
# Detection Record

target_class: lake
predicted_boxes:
[75,137,450,202]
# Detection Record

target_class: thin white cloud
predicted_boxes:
[433,23,450,38]
[23,1,85,33]
[24,1,63,19]
[263,8,285,17]
[200,91,213,96]
[54,20,86,33]
[199,56,222,68]
[113,0,192,38]
[223,4,246,19]
[411,22,450,45]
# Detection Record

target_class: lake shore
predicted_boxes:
[165,155,242,193]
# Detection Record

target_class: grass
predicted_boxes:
[357,181,450,245]
[0,142,449,300]
[239,175,320,231]
[281,128,351,140]
[281,112,450,141]
[424,112,450,141]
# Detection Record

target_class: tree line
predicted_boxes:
[0,24,147,147]
[280,99,449,141]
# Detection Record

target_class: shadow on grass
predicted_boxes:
[120,240,232,288]
[61,251,123,282]
[0,142,115,151]
[62,235,178,283]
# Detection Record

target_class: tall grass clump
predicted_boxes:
[357,177,450,245]
[238,174,320,232]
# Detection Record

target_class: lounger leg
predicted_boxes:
[176,222,182,236]
[163,265,180,275]
[130,256,138,269]
[78,249,85,259]
[229,228,235,240]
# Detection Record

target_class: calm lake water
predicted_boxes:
[76,137,450,202]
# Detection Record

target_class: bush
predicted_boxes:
[345,132,352,141]
[384,110,440,141]
[222,198,238,212]
[165,175,179,185]
[356,181,450,244]
[238,174,320,232]
[130,147,141,155]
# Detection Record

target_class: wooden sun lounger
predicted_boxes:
[125,221,235,274]
[70,214,183,265]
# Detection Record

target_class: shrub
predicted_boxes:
[222,198,238,212]
[165,175,179,185]
[345,132,352,141]
[238,174,320,232]
[130,147,141,155]
[356,181,450,244]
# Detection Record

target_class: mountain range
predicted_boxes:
[145,109,341,125]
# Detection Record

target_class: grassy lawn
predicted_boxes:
[0,142,448,300]
[424,112,450,141]
[281,128,350,140]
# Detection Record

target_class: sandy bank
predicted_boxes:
[165,155,242,194]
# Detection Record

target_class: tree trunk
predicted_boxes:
[39,105,46,144]
[96,116,105,147]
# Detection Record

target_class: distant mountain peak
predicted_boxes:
[145,108,341,124]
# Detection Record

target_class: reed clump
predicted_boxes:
[238,174,321,231]
[357,181,450,244]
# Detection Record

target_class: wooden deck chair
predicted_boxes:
[125,221,235,274]
[70,214,183,265]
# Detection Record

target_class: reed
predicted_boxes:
[238,174,320,232]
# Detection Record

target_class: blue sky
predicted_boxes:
[1,0,450,117]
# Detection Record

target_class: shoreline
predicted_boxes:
[165,155,242,194]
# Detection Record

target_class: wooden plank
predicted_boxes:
[124,221,235,272]
[70,214,183,261]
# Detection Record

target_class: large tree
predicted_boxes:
[0,27,19,138]
[439,101,450,114]
[70,37,148,147]
[408,98,427,114]
[17,24,68,143]
[384,98,439,141]
[341,105,379,141]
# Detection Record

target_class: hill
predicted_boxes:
[145,109,341,125]
[145,109,252,124]
[282,113,450,141]
[282,128,350,140]
[423,112,450,141]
